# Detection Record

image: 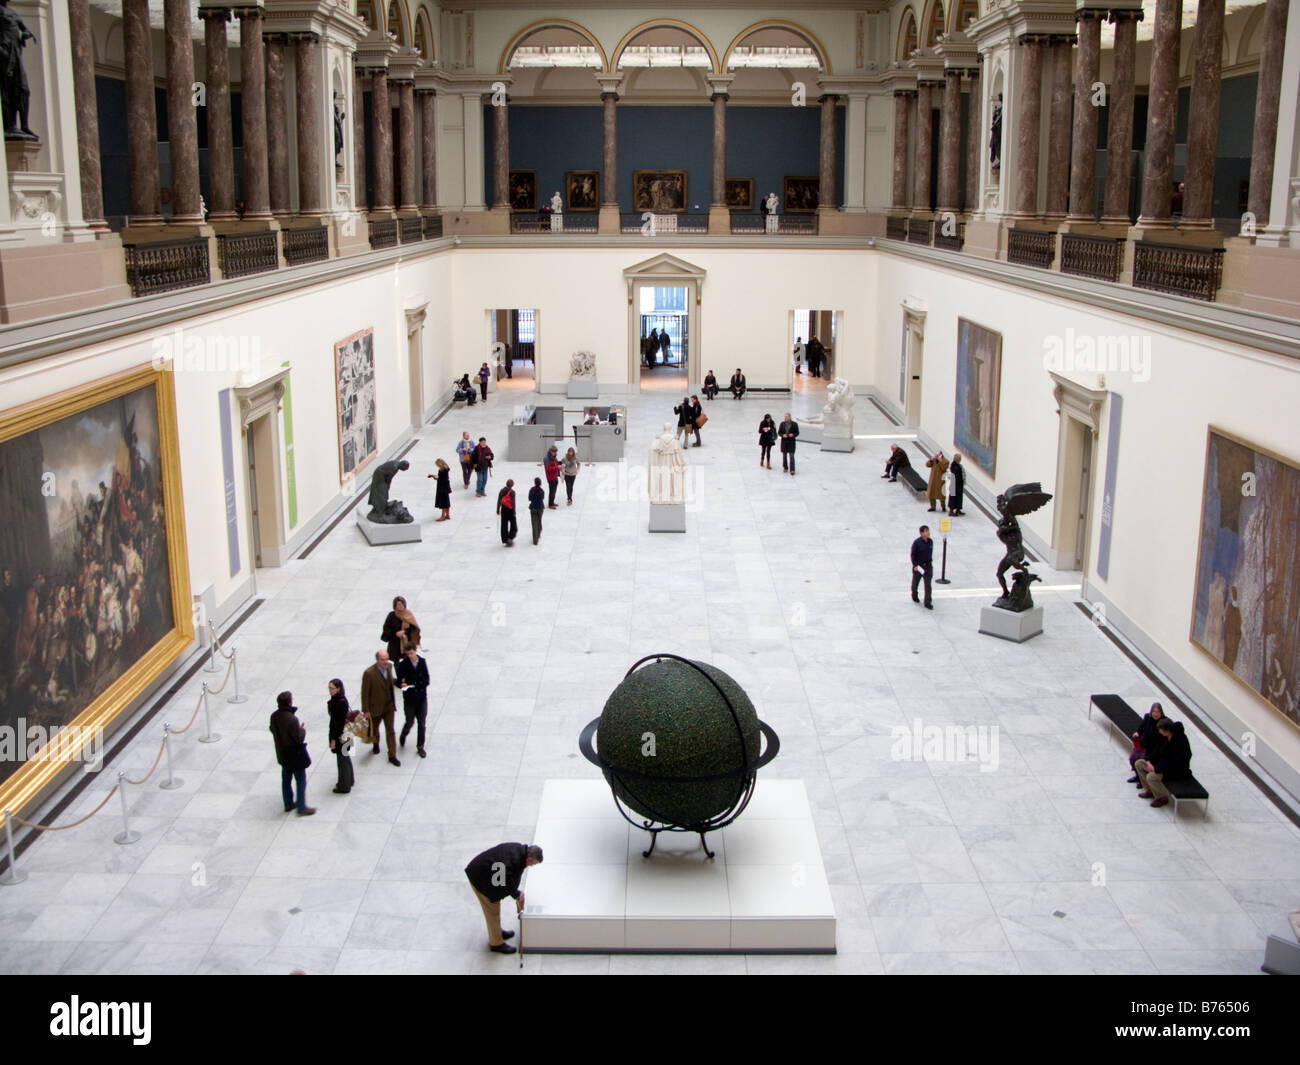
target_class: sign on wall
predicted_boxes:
[1095,393,1122,580]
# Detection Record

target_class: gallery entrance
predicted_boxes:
[1050,374,1106,574]
[489,308,537,395]
[790,309,840,391]
[233,369,290,568]
[639,286,689,392]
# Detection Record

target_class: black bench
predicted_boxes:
[1088,694,1210,820]
[896,465,928,500]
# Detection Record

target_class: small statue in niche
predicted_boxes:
[989,94,1003,171]
[0,0,38,141]
[367,459,415,524]
[333,95,345,165]
[993,482,1052,612]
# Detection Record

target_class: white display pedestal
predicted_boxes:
[567,380,599,399]
[550,215,563,232]
[356,511,423,545]
[979,604,1044,642]
[821,432,854,453]
[797,422,822,444]
[649,502,686,533]
[521,779,836,953]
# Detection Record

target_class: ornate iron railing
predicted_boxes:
[398,215,422,243]
[368,218,398,248]
[1007,227,1056,269]
[1132,240,1224,302]
[728,213,819,234]
[513,212,599,233]
[423,214,443,239]
[281,225,329,267]
[217,230,279,279]
[934,222,965,251]
[906,218,933,245]
[123,237,210,297]
[1060,233,1123,282]
[885,215,908,240]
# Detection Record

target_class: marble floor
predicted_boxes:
[2,384,1297,976]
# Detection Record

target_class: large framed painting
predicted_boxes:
[565,170,599,211]
[632,170,687,213]
[725,178,754,210]
[783,175,819,213]
[953,317,1002,477]
[0,365,192,814]
[1190,428,1300,730]
[508,169,537,211]
[334,328,377,483]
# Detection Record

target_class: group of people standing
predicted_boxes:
[883,444,966,516]
[674,396,704,447]
[793,335,827,378]
[494,444,581,547]
[642,328,673,367]
[757,413,801,473]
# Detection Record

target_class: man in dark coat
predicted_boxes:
[395,645,430,758]
[361,650,400,766]
[910,525,934,610]
[465,842,544,953]
[730,368,746,400]
[777,412,799,474]
[496,479,518,546]
[269,691,315,816]
[806,334,826,378]
[882,444,912,481]
[948,452,967,515]
[1136,720,1192,809]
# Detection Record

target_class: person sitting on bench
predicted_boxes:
[882,444,912,481]
[730,368,746,400]
[1126,702,1166,785]
[454,374,477,405]
[1135,719,1191,809]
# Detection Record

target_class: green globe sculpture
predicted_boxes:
[579,655,780,857]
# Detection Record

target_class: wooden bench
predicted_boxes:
[1088,694,1210,820]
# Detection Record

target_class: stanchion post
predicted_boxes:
[160,724,183,790]
[114,772,141,845]
[935,516,952,585]
[199,682,222,744]
[227,648,249,705]
[204,621,220,673]
[0,809,27,885]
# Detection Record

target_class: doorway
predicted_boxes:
[406,301,428,428]
[488,308,537,396]
[244,413,283,569]
[790,309,841,392]
[1049,374,1106,574]
[901,301,926,428]
[639,286,689,391]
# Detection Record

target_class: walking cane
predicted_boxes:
[518,906,524,968]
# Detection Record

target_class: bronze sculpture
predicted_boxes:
[367,459,414,524]
[994,483,1052,612]
[0,0,37,141]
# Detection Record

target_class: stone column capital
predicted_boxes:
[894,88,918,99]
[1075,8,1109,23]
[198,7,232,24]
[1107,8,1146,24]
[263,31,290,45]
[287,30,320,44]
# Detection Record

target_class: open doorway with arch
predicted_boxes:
[789,309,840,393]
[639,285,690,392]
[487,308,538,398]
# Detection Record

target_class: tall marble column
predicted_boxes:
[397,80,417,210]
[492,92,508,208]
[1138,0,1182,225]
[1014,37,1045,218]
[353,65,368,210]
[294,34,323,216]
[163,0,203,222]
[937,70,962,214]
[370,68,393,210]
[965,70,980,212]
[892,90,912,209]
[818,94,837,210]
[1044,38,1073,220]
[418,89,437,208]
[123,0,162,225]
[913,82,933,213]
[1182,0,1225,227]
[601,90,618,206]
[1101,8,1142,223]
[238,7,270,219]
[1067,10,1104,220]
[200,8,236,222]
[265,35,290,216]
[711,88,728,207]
[68,0,107,231]
[1248,0,1289,226]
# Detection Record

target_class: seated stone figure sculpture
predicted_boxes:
[367,459,414,524]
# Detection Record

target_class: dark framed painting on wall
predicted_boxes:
[632,170,688,213]
[1190,427,1300,730]
[953,317,1002,478]
[0,365,193,815]
[508,170,537,211]
[783,176,820,213]
[565,171,600,211]
[334,328,378,484]
[725,178,754,210]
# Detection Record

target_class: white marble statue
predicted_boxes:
[764,191,779,214]
[648,421,687,504]
[569,350,597,380]
[822,376,855,435]
[550,191,563,214]
[763,191,779,233]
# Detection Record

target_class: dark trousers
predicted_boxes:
[334,746,354,792]
[461,460,472,487]
[885,459,904,480]
[760,444,773,464]
[531,509,543,544]
[281,766,307,811]
[782,447,796,472]
[704,386,717,399]
[911,564,933,606]
[479,380,488,401]
[547,479,558,506]
[401,695,427,750]
[564,475,576,502]
[500,510,517,543]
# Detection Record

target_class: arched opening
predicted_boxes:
[413,10,435,62]
[950,0,980,35]
[385,1,408,47]
[898,10,920,62]
[923,1,946,47]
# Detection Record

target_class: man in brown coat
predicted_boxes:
[926,449,949,513]
[362,650,401,766]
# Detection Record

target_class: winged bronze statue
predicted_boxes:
[994,482,1052,612]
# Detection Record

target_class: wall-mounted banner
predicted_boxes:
[1095,392,1122,581]
[281,362,298,529]
[218,389,240,578]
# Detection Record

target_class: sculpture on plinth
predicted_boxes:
[366,459,414,524]
[648,422,686,504]
[993,482,1052,611]
[0,1,37,141]
[550,191,563,215]
[820,377,855,435]
[569,350,597,380]
[989,94,1003,172]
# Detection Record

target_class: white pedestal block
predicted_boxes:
[520,779,836,953]
[978,604,1044,642]
[649,502,686,533]
[567,380,599,399]
[797,422,822,444]
[820,432,854,453]
[356,511,424,545]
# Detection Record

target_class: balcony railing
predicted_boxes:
[1132,240,1224,302]
[281,225,329,267]
[1060,233,1123,283]
[511,212,598,233]
[423,214,443,239]
[907,218,933,246]
[217,230,279,279]
[729,213,819,235]
[620,212,709,234]
[398,215,423,243]
[1007,228,1056,269]
[123,237,210,297]
[934,222,965,252]
[369,218,398,249]
[885,215,908,240]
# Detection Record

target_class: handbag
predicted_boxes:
[694,412,708,428]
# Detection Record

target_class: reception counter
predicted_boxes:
[506,405,626,462]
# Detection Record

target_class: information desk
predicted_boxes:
[506,405,626,462]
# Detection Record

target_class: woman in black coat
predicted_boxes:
[758,414,776,469]
[1127,702,1166,783]
[430,458,452,521]
[703,370,718,400]
[327,678,355,794]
